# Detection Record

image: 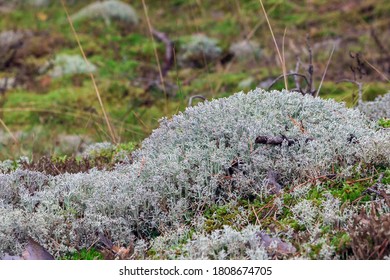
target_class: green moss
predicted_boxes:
[329,182,370,203]
[382,169,390,184]
[115,142,137,154]
[308,243,323,259]
[331,232,351,253]
[61,248,104,260]
[203,204,241,233]
[378,119,390,128]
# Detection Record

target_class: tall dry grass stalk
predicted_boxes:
[141,0,168,113]
[0,118,18,144]
[60,0,117,144]
[363,58,390,82]
[258,0,288,89]
[316,44,336,97]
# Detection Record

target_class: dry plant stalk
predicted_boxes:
[258,0,288,89]
[363,58,390,82]
[0,117,18,144]
[60,0,117,143]
[141,0,168,101]
[316,44,336,97]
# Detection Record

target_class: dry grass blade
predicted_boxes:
[142,0,168,109]
[246,4,278,40]
[258,0,288,89]
[316,44,336,97]
[0,118,18,144]
[363,58,390,82]
[60,0,117,143]
[282,26,287,82]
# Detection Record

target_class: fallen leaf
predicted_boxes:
[1,238,54,260]
[22,238,55,260]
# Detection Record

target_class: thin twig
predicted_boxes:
[306,34,314,95]
[151,29,174,77]
[268,73,310,90]
[294,57,301,89]
[316,44,335,97]
[251,205,261,226]
[346,176,374,184]
[188,95,206,107]
[61,0,117,143]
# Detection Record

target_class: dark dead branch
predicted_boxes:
[151,28,174,77]
[267,73,310,91]
[188,95,206,107]
[294,57,301,89]
[255,135,313,146]
[349,52,368,80]
[306,34,314,95]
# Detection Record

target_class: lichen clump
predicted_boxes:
[0,89,389,258]
[358,92,390,121]
[70,0,138,25]
[49,54,97,78]
[179,34,222,67]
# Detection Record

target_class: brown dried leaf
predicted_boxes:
[1,238,54,260]
[22,238,55,260]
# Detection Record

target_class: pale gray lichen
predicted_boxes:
[179,34,222,68]
[0,89,389,258]
[49,54,97,78]
[70,0,138,25]
[358,92,390,121]
[177,225,269,260]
